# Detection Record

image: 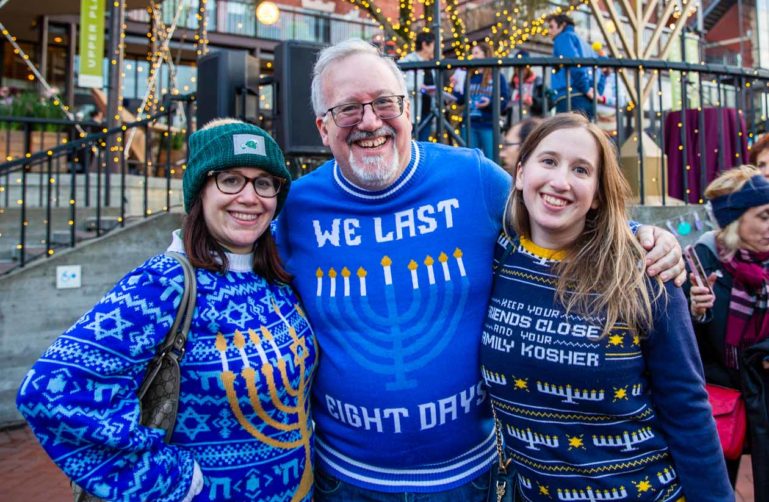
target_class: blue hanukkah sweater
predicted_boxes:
[17,232,317,502]
[275,141,511,492]
[481,234,732,501]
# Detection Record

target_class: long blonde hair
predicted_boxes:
[503,113,662,338]
[704,164,763,260]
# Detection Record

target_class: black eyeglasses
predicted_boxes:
[325,95,405,128]
[209,171,284,198]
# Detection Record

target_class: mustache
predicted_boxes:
[347,125,396,145]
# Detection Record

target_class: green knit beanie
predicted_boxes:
[183,121,291,215]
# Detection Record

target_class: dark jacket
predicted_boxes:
[685,231,769,500]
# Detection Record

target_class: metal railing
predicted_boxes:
[399,56,769,204]
[0,95,195,272]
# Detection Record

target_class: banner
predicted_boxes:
[78,0,105,88]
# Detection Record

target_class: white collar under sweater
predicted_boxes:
[166,229,254,273]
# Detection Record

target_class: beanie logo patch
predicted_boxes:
[233,134,266,156]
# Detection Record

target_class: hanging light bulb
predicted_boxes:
[256,1,280,25]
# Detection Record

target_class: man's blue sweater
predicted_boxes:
[276,141,511,492]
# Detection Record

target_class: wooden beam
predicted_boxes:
[642,0,660,28]
[643,0,678,59]
[587,0,638,105]
[603,0,636,58]
[619,0,639,33]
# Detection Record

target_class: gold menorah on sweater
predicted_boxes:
[216,300,313,502]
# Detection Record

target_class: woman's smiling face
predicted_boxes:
[515,127,600,249]
[201,167,277,254]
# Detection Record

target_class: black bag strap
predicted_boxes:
[137,252,196,400]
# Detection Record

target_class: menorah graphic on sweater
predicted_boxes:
[313,250,470,390]
[216,301,313,502]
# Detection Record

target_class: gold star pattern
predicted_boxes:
[632,476,655,495]
[613,386,629,401]
[537,482,551,497]
[632,334,641,346]
[608,334,624,346]
[566,434,585,451]
[513,377,529,391]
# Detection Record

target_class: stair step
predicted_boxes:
[51,229,97,245]
[10,245,48,261]
[84,216,121,232]
[0,261,16,275]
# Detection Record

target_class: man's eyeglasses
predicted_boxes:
[209,171,284,198]
[325,95,405,128]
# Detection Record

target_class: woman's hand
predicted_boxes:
[689,273,717,317]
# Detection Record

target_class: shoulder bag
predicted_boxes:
[706,383,746,460]
[73,252,197,501]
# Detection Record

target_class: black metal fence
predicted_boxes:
[399,56,769,204]
[0,95,194,271]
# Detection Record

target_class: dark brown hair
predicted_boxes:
[545,14,575,29]
[183,197,291,283]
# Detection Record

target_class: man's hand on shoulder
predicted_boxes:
[637,225,685,286]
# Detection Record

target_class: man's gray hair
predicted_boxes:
[311,38,408,117]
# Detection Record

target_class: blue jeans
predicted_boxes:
[463,124,494,159]
[555,94,595,121]
[314,467,491,502]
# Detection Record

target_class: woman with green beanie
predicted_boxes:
[17,119,317,501]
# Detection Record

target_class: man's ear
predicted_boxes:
[316,116,331,146]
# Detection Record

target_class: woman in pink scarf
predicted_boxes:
[685,165,769,499]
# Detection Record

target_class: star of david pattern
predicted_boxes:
[17,252,317,501]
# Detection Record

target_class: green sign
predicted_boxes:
[78,0,105,88]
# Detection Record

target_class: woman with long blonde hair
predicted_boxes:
[480,113,731,500]
[685,165,769,499]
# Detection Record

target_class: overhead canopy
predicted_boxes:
[0,0,161,39]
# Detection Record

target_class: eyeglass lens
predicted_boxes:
[214,172,281,198]
[331,96,403,127]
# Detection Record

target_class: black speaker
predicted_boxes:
[196,50,259,126]
[273,41,328,155]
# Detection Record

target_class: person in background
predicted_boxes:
[453,42,510,159]
[499,116,543,175]
[749,133,769,178]
[400,31,436,142]
[276,38,686,502]
[546,14,604,120]
[483,113,731,500]
[17,120,317,502]
[685,165,769,500]
[507,50,543,122]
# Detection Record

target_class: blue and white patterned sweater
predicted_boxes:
[480,234,731,501]
[17,232,317,501]
[276,141,512,492]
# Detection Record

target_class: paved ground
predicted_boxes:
[0,424,757,500]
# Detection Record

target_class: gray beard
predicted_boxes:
[346,126,401,189]
[347,144,400,189]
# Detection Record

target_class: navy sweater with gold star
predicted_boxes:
[480,234,731,501]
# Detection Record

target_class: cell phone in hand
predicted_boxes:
[684,245,713,295]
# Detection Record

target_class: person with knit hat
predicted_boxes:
[684,164,769,499]
[17,118,317,501]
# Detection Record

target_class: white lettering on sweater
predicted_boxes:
[312,198,460,247]
[323,380,485,433]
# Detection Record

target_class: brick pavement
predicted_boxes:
[0,424,757,501]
